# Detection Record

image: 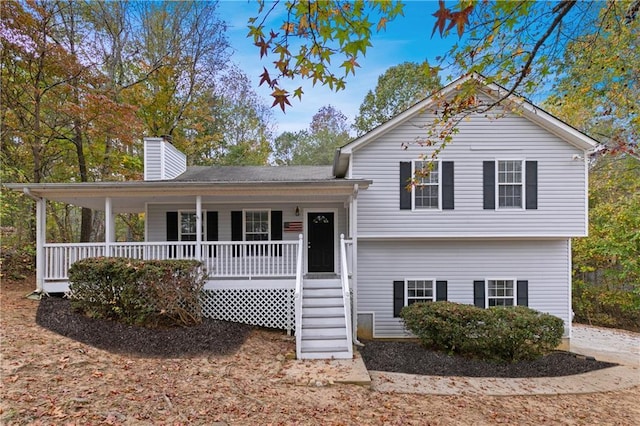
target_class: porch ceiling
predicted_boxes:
[5,180,370,213]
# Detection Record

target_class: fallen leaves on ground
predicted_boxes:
[1,277,639,425]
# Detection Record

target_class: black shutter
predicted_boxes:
[231,211,242,257]
[474,280,486,308]
[436,280,448,301]
[206,211,218,257]
[166,212,179,258]
[271,210,283,256]
[517,280,529,306]
[166,212,179,241]
[442,162,454,210]
[231,211,242,240]
[206,212,218,241]
[393,280,405,317]
[525,161,538,210]
[483,161,495,210]
[399,162,412,210]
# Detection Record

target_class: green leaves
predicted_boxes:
[354,61,442,135]
[248,0,404,110]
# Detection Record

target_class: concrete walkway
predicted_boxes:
[282,325,640,395]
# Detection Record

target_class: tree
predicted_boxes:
[124,1,230,151]
[353,61,441,135]
[545,2,638,159]
[273,105,351,165]
[249,0,404,110]
[250,1,638,156]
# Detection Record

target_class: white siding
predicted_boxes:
[357,239,571,338]
[351,109,588,237]
[162,142,187,179]
[143,138,162,181]
[146,202,347,242]
[144,137,186,181]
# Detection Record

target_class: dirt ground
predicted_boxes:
[2,277,639,425]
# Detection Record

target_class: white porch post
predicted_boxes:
[350,184,359,343]
[35,196,46,293]
[196,195,202,261]
[104,197,114,256]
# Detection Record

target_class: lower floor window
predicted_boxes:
[487,279,515,306]
[406,279,435,305]
[245,210,269,241]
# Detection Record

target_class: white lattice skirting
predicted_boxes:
[201,289,295,332]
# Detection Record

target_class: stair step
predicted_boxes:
[302,298,342,307]
[304,279,341,289]
[303,289,343,297]
[302,308,344,321]
[302,306,344,316]
[298,351,352,360]
[301,323,346,329]
[300,338,348,350]
[301,333,347,342]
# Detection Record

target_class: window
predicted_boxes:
[394,279,448,317]
[244,210,270,241]
[414,160,440,209]
[497,160,523,208]
[179,211,205,241]
[487,279,515,307]
[406,279,435,305]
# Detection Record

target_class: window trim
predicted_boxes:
[495,159,525,210]
[485,278,517,307]
[242,209,271,241]
[412,160,441,211]
[178,210,206,241]
[405,278,436,305]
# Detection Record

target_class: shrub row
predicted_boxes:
[0,244,35,280]
[573,280,640,332]
[400,301,564,363]
[68,257,205,328]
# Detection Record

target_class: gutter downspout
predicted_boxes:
[23,188,45,299]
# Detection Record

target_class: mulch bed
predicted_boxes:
[360,339,617,378]
[36,296,252,358]
[37,296,617,377]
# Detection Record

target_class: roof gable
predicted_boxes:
[334,73,598,176]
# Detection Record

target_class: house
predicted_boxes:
[5,74,597,359]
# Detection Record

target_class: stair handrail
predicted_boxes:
[339,234,354,358]
[294,234,304,359]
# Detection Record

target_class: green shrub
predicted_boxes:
[68,257,205,328]
[400,301,564,363]
[0,244,35,280]
[573,279,640,332]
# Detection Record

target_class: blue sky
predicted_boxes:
[217,1,457,135]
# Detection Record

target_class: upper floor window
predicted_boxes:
[487,279,515,306]
[497,160,523,208]
[413,160,440,210]
[244,210,270,241]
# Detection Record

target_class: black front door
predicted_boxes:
[307,212,334,272]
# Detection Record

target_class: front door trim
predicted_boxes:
[304,208,338,274]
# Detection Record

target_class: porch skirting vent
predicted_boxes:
[201,289,295,332]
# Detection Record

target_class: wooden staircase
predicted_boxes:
[298,278,352,359]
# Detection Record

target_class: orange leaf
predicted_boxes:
[271,88,291,112]
[259,68,271,87]
[431,0,451,38]
[377,17,388,31]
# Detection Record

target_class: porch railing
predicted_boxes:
[44,240,301,280]
[339,234,354,358]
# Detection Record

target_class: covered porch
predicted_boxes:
[8,178,367,349]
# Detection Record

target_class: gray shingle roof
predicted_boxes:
[172,166,335,182]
